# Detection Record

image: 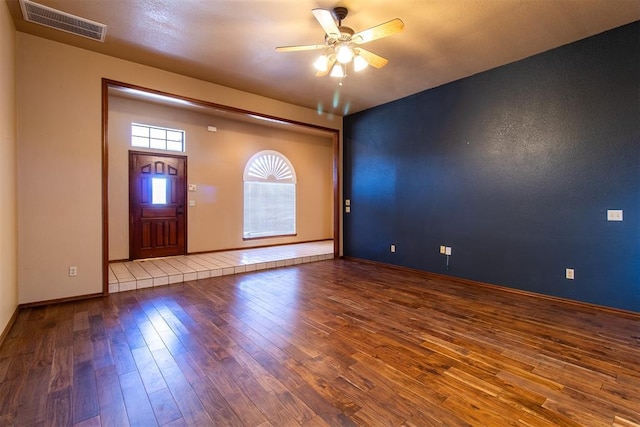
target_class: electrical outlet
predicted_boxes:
[440,246,446,254]
[607,210,623,221]
[445,247,452,256]
[566,268,574,280]
[69,266,78,277]
[390,244,396,253]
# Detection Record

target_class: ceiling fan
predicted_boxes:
[276,7,404,81]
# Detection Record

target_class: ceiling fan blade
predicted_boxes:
[276,44,326,52]
[316,57,336,77]
[352,18,405,44]
[312,8,340,39]
[356,48,389,69]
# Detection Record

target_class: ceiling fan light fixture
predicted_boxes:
[313,54,330,72]
[330,63,345,78]
[336,44,354,64]
[276,7,404,81]
[353,54,368,72]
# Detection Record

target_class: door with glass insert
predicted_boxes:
[129,151,186,260]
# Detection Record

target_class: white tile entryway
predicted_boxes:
[108,240,334,293]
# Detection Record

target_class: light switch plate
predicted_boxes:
[445,247,452,256]
[566,268,574,280]
[345,206,351,213]
[345,199,351,206]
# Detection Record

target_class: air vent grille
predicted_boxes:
[19,0,107,42]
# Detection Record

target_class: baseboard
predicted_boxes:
[342,256,640,319]
[0,306,20,348]
[187,238,333,256]
[109,239,334,262]
[18,292,104,309]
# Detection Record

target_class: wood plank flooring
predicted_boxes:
[1,259,638,426]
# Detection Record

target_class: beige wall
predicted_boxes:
[17,33,341,304]
[108,96,334,259]
[0,2,18,333]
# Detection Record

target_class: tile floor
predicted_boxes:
[108,240,335,293]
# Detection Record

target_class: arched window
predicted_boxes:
[243,150,297,239]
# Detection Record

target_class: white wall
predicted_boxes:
[0,1,18,333]
[108,96,334,259]
[17,33,342,304]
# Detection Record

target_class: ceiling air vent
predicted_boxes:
[19,0,107,42]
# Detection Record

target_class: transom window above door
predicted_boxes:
[131,123,185,152]
[243,150,297,239]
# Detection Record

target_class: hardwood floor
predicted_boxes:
[1,259,638,426]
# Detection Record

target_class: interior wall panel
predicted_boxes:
[344,22,640,312]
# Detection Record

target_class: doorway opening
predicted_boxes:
[102,79,340,295]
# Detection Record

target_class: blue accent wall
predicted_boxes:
[343,22,640,312]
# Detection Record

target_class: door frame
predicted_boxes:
[129,150,188,260]
[102,79,341,295]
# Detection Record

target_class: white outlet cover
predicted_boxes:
[607,209,623,221]
[445,247,452,255]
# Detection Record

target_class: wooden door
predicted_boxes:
[129,152,186,260]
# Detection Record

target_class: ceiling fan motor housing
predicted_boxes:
[332,7,348,22]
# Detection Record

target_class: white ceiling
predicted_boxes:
[7,0,640,116]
